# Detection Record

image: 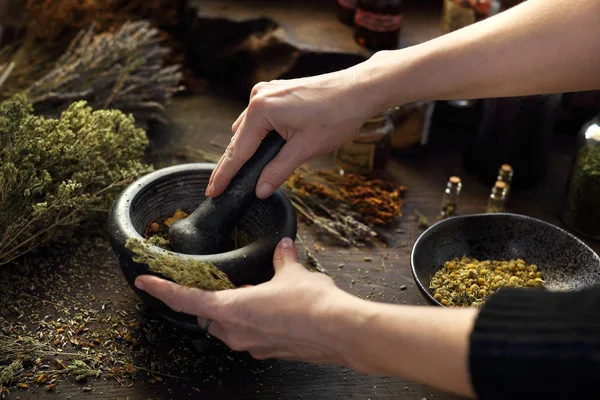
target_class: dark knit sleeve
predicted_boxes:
[469,286,600,400]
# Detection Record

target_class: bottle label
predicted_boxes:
[337,0,357,9]
[335,141,375,173]
[442,0,476,32]
[354,9,403,32]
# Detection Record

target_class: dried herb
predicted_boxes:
[0,96,152,267]
[429,257,545,307]
[284,167,405,246]
[143,210,254,252]
[563,127,600,238]
[415,209,430,229]
[66,360,101,382]
[24,21,184,125]
[126,239,236,291]
[296,235,329,275]
[0,361,22,386]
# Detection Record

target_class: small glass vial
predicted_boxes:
[487,181,508,213]
[442,0,475,34]
[440,176,462,217]
[497,164,514,196]
[335,111,394,174]
[562,114,600,239]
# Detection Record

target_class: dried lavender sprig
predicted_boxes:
[25,21,184,125]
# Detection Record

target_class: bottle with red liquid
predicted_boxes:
[354,0,404,50]
[336,0,357,26]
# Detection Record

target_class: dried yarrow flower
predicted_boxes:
[0,95,152,266]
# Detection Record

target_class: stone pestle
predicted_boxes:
[168,131,286,255]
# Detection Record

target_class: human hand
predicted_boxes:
[205,65,384,199]
[134,238,364,364]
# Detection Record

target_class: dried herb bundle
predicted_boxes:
[0,96,152,267]
[126,239,236,291]
[284,167,405,246]
[24,21,183,125]
[25,0,185,41]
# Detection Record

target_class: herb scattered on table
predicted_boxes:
[414,209,430,229]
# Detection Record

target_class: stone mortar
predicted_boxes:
[107,163,297,331]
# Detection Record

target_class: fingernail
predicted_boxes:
[279,237,294,249]
[134,279,144,290]
[205,183,214,197]
[256,183,274,199]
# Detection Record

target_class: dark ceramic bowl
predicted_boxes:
[411,213,600,307]
[107,163,297,330]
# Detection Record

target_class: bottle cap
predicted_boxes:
[500,164,512,173]
[449,176,461,184]
[495,181,507,189]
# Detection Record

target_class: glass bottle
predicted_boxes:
[440,176,462,218]
[562,114,600,240]
[497,164,513,196]
[487,180,508,213]
[336,0,357,26]
[442,0,477,34]
[335,111,394,174]
[354,0,403,50]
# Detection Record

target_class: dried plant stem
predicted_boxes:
[296,235,329,275]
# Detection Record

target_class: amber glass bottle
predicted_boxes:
[354,0,403,50]
[336,0,357,26]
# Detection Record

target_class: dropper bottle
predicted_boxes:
[487,181,508,213]
[440,176,462,218]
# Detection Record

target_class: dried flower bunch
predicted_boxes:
[0,96,152,267]
[284,167,406,246]
[24,21,184,125]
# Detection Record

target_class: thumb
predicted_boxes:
[272,237,298,273]
[256,139,307,199]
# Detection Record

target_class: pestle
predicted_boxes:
[168,131,286,255]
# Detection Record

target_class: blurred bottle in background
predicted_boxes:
[336,0,357,26]
[354,0,404,50]
[442,0,501,109]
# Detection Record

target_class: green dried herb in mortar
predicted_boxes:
[126,239,236,291]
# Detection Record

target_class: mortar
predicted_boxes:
[107,163,297,331]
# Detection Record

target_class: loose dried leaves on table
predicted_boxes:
[0,96,152,267]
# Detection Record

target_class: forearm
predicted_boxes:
[361,0,600,111]
[326,298,478,397]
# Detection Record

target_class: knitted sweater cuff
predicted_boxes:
[469,287,600,400]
